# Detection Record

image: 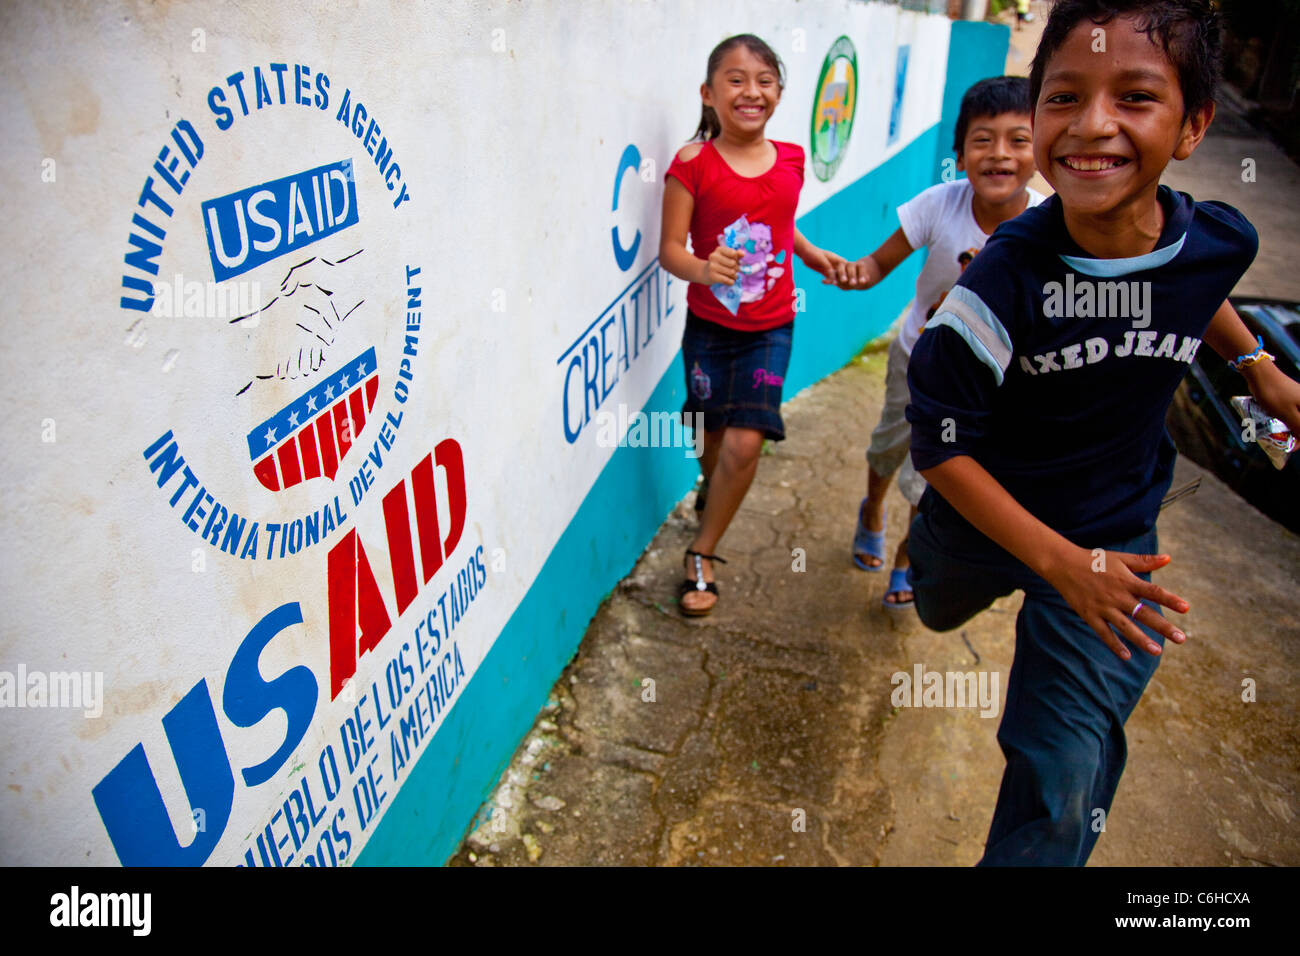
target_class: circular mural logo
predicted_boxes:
[119,67,429,569]
[810,35,857,182]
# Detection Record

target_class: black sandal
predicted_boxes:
[678,549,726,617]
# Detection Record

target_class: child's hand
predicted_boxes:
[833,256,880,290]
[796,246,844,283]
[705,245,743,285]
[1244,359,1300,436]
[1044,549,1189,661]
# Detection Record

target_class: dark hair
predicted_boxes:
[953,76,1033,154]
[692,34,785,141]
[1029,0,1220,120]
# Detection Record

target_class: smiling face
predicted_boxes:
[701,44,782,140]
[957,111,1035,206]
[1033,15,1212,224]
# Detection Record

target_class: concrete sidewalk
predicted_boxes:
[449,4,1300,866]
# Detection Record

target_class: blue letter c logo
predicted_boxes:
[611,143,641,272]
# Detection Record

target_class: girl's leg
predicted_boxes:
[682,426,764,614]
[698,426,724,486]
[692,425,723,513]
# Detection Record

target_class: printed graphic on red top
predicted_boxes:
[664,140,803,331]
[710,215,788,314]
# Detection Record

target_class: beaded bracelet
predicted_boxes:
[1228,335,1274,371]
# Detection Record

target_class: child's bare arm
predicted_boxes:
[833,227,914,290]
[792,226,849,283]
[920,455,1189,661]
[659,176,741,286]
[1203,299,1300,434]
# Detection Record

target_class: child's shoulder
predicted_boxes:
[1187,193,1258,252]
[901,178,975,220]
[772,140,805,174]
[948,205,1053,300]
[674,139,802,161]
[674,141,707,163]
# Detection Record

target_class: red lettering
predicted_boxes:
[327,528,392,699]
[326,441,468,700]
[409,454,443,583]
[435,438,466,558]
[381,481,419,615]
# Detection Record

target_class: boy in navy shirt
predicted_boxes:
[906,0,1300,865]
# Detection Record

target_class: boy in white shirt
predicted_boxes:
[836,76,1045,609]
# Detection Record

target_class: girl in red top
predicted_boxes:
[661,33,847,616]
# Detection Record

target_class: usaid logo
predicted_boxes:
[202,159,359,281]
[126,107,415,562]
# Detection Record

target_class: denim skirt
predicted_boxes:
[681,309,793,441]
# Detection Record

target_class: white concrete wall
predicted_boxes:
[0,0,955,865]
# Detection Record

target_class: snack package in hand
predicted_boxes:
[710,215,750,315]
[1231,395,1296,470]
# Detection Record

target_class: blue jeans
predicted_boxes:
[908,503,1166,866]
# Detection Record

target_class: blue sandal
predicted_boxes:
[852,498,886,572]
[882,567,914,609]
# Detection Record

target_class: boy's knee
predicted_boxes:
[983,742,1103,865]
[908,534,993,632]
[1040,758,1099,835]
[913,584,981,633]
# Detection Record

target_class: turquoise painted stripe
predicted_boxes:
[359,20,1015,868]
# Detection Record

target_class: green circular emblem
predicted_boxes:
[810,36,858,182]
